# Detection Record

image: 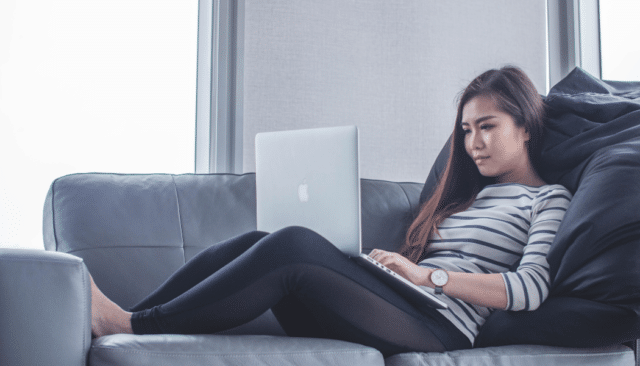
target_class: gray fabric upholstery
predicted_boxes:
[90,334,384,366]
[33,172,637,365]
[0,249,91,366]
[360,179,423,253]
[42,173,422,311]
[385,344,634,366]
[43,173,189,310]
[172,174,259,262]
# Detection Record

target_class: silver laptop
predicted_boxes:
[255,125,362,256]
[255,126,447,310]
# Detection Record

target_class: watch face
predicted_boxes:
[432,270,448,286]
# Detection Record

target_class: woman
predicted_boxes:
[91,66,572,356]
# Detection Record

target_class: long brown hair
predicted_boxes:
[401,66,546,263]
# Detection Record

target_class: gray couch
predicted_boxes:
[0,172,636,365]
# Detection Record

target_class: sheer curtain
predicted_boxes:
[241,1,548,183]
[0,0,198,249]
[600,0,640,81]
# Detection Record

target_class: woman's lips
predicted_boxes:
[474,156,490,164]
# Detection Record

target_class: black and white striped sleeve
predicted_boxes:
[501,186,572,311]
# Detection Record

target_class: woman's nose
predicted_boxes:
[468,130,483,150]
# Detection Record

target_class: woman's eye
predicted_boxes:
[462,129,471,134]
[480,124,493,130]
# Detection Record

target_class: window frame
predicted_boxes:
[195,0,244,174]
[547,0,601,89]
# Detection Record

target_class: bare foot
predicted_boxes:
[90,274,134,338]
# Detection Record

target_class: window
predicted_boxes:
[0,0,198,249]
[599,0,640,81]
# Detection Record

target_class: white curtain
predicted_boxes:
[241,0,547,183]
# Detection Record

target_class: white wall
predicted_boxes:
[241,0,547,183]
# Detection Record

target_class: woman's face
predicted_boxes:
[461,95,532,184]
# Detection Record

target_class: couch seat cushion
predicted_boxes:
[384,344,634,366]
[90,334,384,366]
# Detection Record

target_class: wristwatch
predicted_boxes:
[430,269,449,294]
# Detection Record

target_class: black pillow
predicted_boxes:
[420,67,640,347]
[475,296,640,348]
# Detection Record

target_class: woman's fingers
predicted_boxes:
[370,250,421,283]
[370,249,398,267]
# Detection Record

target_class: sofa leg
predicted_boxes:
[623,340,639,366]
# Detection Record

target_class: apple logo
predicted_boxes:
[298,180,309,203]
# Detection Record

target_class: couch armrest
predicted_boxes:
[0,249,91,366]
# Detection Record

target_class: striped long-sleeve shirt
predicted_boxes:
[418,183,572,344]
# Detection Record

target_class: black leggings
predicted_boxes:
[129,226,471,356]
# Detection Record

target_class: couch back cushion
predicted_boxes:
[43,173,422,309]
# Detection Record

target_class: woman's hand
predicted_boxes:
[369,249,509,309]
[369,249,431,286]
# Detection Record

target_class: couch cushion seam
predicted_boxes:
[51,177,59,252]
[91,346,379,357]
[66,246,185,254]
[395,350,632,359]
[0,257,83,265]
[170,175,187,265]
[398,183,413,216]
[81,265,87,366]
